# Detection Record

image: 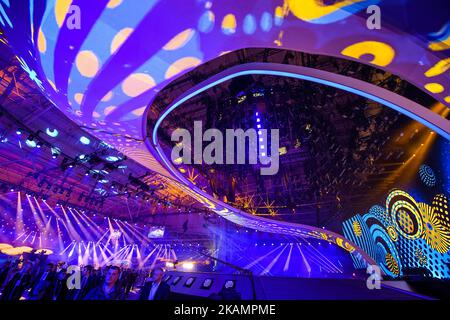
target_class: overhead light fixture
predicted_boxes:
[25,139,37,148]
[79,136,90,145]
[46,128,59,138]
[77,154,89,162]
[16,129,23,135]
[105,155,121,162]
[99,141,112,149]
[51,146,61,158]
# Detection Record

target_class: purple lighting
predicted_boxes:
[0,2,448,300]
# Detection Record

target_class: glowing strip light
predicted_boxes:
[260,244,289,275]
[296,243,312,274]
[283,244,294,272]
[152,63,450,144]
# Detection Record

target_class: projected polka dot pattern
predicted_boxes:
[419,164,437,187]
[385,253,400,275]
[163,29,195,51]
[369,205,392,227]
[75,50,100,78]
[415,249,428,266]
[122,73,156,97]
[345,190,450,279]
[165,57,202,80]
[387,190,423,240]
[111,28,133,54]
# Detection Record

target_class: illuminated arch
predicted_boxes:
[146,60,450,269]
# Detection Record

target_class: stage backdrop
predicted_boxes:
[343,137,450,279]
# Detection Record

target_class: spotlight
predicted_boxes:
[79,136,90,145]
[16,129,23,135]
[78,154,89,162]
[51,147,61,158]
[105,156,121,162]
[25,139,37,148]
[36,141,43,148]
[182,262,194,270]
[45,128,59,138]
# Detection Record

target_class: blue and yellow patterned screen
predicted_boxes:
[343,140,450,278]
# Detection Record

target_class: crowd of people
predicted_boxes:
[0,251,244,301]
[0,253,169,301]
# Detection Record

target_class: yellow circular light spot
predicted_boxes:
[104,106,117,116]
[74,93,83,104]
[101,91,113,102]
[424,83,444,93]
[341,41,395,67]
[287,0,363,21]
[131,106,147,116]
[444,96,450,103]
[222,14,237,34]
[275,6,284,18]
[38,28,47,53]
[55,0,73,27]
[75,50,100,78]
[111,28,133,54]
[424,58,450,77]
[163,29,195,51]
[107,0,122,8]
[122,73,156,97]
[165,57,202,79]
